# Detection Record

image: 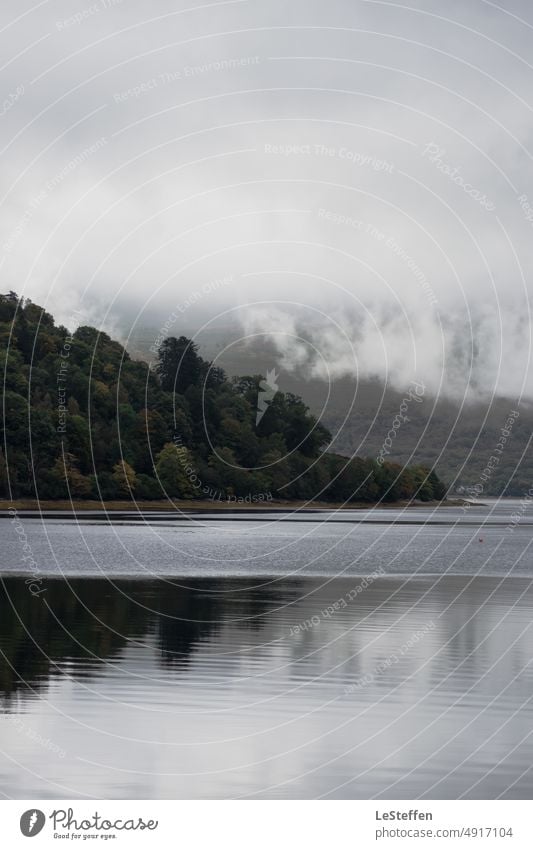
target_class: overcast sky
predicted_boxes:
[1,0,532,400]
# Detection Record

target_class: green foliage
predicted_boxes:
[156,336,224,394]
[45,453,92,499]
[112,460,137,495]
[155,443,195,498]
[0,292,447,504]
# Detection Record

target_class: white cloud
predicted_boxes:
[1,0,532,398]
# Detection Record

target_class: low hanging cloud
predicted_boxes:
[0,0,532,401]
[238,298,531,403]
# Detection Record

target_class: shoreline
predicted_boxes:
[0,571,527,583]
[0,497,466,516]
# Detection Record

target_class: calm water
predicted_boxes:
[0,502,532,798]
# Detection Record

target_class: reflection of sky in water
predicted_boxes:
[1,573,532,799]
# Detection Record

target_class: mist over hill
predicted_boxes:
[124,322,531,497]
[1,293,446,505]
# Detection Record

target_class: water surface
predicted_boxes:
[1,502,532,799]
[1,500,531,578]
[1,574,533,799]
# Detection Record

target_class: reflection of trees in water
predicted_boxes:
[0,578,298,705]
[156,579,297,665]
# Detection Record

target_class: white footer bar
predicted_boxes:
[1,800,530,848]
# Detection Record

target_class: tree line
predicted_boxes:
[0,292,446,503]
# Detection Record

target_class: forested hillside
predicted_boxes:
[0,292,446,504]
[192,334,532,498]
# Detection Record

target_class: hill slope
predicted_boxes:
[0,293,445,505]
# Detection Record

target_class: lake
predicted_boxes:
[1,500,532,798]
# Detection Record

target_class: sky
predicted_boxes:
[1,0,533,401]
